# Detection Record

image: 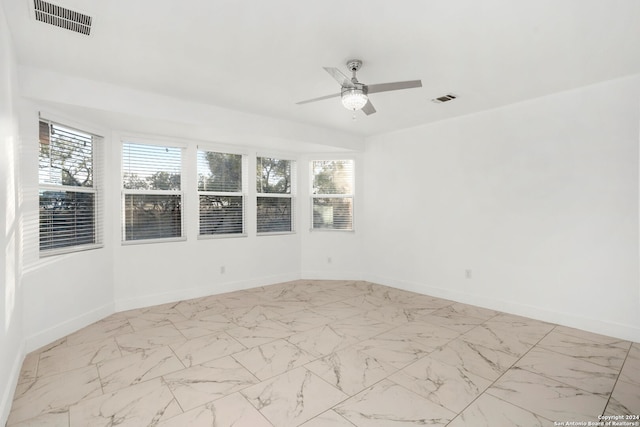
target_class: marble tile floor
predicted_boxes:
[6,280,640,427]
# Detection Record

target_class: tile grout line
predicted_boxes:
[159,375,186,417]
[600,341,634,417]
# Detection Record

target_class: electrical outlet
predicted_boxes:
[465,269,472,279]
[327,257,332,264]
[220,266,226,274]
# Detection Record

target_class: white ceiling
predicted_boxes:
[4,0,640,138]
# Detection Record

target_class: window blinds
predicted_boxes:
[122,143,182,190]
[122,142,183,241]
[38,120,103,254]
[257,157,294,233]
[312,160,354,230]
[197,150,245,236]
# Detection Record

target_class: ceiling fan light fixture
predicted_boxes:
[341,88,368,111]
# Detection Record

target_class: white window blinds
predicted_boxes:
[38,119,103,254]
[197,150,246,236]
[256,156,295,233]
[311,159,354,230]
[122,142,183,242]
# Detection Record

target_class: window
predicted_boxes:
[311,160,354,230]
[122,142,183,242]
[39,120,102,255]
[197,150,246,236]
[256,156,295,233]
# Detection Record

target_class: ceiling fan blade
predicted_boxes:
[323,67,355,88]
[362,99,376,115]
[296,92,341,105]
[366,80,422,94]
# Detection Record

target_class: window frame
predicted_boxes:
[121,140,186,245]
[197,147,248,239]
[310,159,355,232]
[256,155,296,235]
[38,119,103,257]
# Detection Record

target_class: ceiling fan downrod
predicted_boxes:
[346,59,362,83]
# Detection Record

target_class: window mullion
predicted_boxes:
[123,189,183,195]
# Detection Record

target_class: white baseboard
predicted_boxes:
[114,272,301,312]
[366,274,640,343]
[0,340,25,427]
[24,302,115,353]
[300,270,364,281]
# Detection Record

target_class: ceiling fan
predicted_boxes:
[296,59,422,115]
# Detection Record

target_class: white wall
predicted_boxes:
[300,153,365,279]
[17,107,116,352]
[364,75,640,342]
[0,2,24,424]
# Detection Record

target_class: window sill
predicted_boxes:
[121,236,187,246]
[198,233,248,240]
[257,231,296,237]
[39,243,104,258]
[310,228,355,233]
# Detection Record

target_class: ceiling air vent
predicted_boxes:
[33,0,92,35]
[431,94,457,104]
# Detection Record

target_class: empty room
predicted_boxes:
[1,0,639,426]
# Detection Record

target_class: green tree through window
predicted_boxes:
[122,142,183,241]
[39,120,101,253]
[197,150,245,236]
[312,160,354,230]
[257,156,294,233]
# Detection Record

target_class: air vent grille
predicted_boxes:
[34,0,92,35]
[432,94,457,104]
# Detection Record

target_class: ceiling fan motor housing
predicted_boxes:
[346,59,363,73]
